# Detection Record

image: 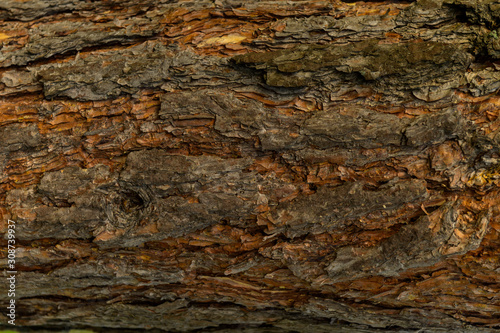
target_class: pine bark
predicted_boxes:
[1,0,500,331]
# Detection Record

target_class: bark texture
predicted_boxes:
[1,0,500,331]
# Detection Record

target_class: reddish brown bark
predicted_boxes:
[0,0,499,331]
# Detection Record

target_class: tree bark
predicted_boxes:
[1,0,500,331]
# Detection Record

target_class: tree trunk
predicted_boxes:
[1,0,500,331]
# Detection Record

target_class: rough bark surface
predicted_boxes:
[0,0,500,332]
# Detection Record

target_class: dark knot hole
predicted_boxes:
[119,189,145,213]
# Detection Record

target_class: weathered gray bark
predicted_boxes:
[1,0,500,332]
